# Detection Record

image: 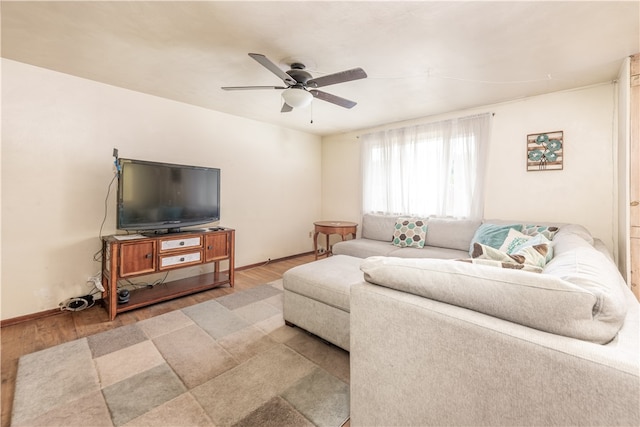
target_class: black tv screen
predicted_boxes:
[117,158,220,232]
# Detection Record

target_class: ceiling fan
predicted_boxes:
[222,53,367,112]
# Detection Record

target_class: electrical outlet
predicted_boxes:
[308,231,312,238]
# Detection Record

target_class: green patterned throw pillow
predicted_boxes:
[521,224,559,240]
[393,217,427,248]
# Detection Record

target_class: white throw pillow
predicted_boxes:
[499,228,532,254]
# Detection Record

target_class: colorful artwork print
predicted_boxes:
[527,131,563,171]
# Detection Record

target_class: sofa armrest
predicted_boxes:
[350,282,640,426]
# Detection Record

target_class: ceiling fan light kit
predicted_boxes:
[222,53,367,114]
[282,88,313,108]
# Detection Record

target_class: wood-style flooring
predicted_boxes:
[1,254,316,427]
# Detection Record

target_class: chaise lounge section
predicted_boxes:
[283,254,363,351]
[350,244,639,425]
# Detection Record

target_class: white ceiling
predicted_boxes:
[2,1,639,136]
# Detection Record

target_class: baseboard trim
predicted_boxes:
[1,308,63,328]
[1,251,314,327]
[236,251,314,271]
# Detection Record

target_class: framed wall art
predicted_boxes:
[527,130,563,171]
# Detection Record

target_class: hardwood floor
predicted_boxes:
[0,254,315,427]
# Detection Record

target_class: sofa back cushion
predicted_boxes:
[361,214,398,241]
[425,218,481,251]
[362,214,481,249]
[360,246,628,344]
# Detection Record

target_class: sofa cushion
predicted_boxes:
[554,223,594,245]
[425,218,482,251]
[361,214,398,241]
[551,226,594,255]
[393,217,427,248]
[333,238,397,258]
[389,246,469,259]
[360,252,628,344]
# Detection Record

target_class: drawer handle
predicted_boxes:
[180,242,185,246]
[180,257,185,262]
[145,253,152,259]
[207,245,212,250]
[632,201,639,207]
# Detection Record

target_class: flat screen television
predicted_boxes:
[117,158,220,233]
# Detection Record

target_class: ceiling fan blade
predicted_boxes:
[307,68,367,88]
[221,86,286,90]
[281,103,293,113]
[310,90,357,109]
[249,53,297,85]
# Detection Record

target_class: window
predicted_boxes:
[361,113,491,219]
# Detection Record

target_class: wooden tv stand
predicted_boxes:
[101,228,234,320]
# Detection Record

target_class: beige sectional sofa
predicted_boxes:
[282,214,639,425]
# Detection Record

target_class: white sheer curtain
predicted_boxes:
[361,113,491,219]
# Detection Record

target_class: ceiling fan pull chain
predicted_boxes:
[310,102,314,124]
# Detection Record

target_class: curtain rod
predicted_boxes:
[356,111,495,139]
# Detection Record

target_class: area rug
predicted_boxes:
[11,280,350,427]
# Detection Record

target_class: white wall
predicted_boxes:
[1,59,321,320]
[322,83,619,255]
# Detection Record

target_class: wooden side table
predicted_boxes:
[313,221,358,259]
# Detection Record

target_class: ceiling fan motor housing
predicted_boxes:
[287,64,312,86]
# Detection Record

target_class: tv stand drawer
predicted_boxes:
[159,251,202,269]
[160,236,202,252]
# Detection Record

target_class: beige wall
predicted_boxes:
[322,83,619,256]
[1,57,622,320]
[1,59,322,320]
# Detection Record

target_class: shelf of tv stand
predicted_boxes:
[101,228,234,320]
[115,271,232,314]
